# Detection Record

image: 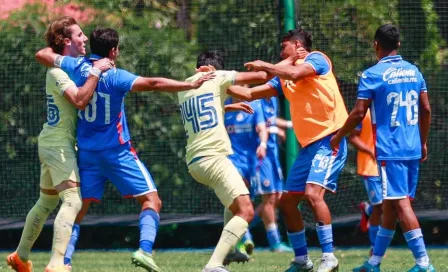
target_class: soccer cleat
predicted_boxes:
[45,265,71,272]
[243,240,255,256]
[317,255,339,272]
[284,259,314,272]
[359,201,371,233]
[131,249,163,272]
[272,242,294,252]
[6,252,33,272]
[223,250,250,265]
[202,266,231,272]
[407,264,436,272]
[352,261,380,272]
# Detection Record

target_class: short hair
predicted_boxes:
[281,28,313,51]
[196,50,224,70]
[90,28,119,58]
[374,24,400,50]
[45,16,78,54]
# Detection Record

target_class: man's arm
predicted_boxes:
[330,99,371,149]
[227,84,278,101]
[35,47,59,67]
[348,129,375,160]
[419,92,431,161]
[244,60,315,82]
[224,102,254,114]
[131,73,214,92]
[274,117,293,130]
[256,122,268,159]
[234,71,271,85]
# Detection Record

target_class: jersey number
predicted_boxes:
[179,93,218,137]
[78,92,111,124]
[386,90,418,127]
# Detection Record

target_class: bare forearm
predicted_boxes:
[76,75,100,107]
[227,86,254,101]
[35,47,58,67]
[334,110,365,142]
[133,77,194,92]
[349,134,373,155]
[419,109,431,145]
[258,127,268,144]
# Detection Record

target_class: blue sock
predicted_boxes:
[240,230,253,243]
[366,205,373,216]
[404,229,428,260]
[316,224,333,253]
[64,224,80,265]
[369,225,380,247]
[372,227,395,257]
[288,230,307,257]
[249,213,261,229]
[139,209,160,254]
[266,223,281,249]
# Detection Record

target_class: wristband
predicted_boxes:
[268,126,279,134]
[89,67,102,78]
[286,121,293,128]
[259,142,267,148]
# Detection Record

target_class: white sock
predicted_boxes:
[416,255,430,267]
[368,255,382,266]
[294,255,309,264]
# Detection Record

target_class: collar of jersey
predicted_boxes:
[379,55,402,63]
[88,54,102,61]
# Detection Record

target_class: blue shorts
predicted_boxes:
[251,156,283,196]
[78,142,157,202]
[379,160,419,200]
[362,176,383,205]
[285,134,347,193]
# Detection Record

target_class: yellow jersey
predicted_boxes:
[357,110,379,176]
[178,70,237,164]
[38,68,77,147]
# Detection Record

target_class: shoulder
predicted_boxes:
[47,67,68,78]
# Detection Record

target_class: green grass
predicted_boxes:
[1,248,447,272]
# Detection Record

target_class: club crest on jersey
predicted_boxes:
[263,179,270,187]
[236,113,244,121]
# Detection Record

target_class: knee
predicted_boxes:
[61,188,82,213]
[262,194,277,207]
[37,193,60,213]
[279,194,295,213]
[304,191,322,207]
[140,193,162,213]
[237,198,254,222]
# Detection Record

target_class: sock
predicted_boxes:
[206,216,248,268]
[369,225,380,247]
[223,208,233,226]
[316,224,333,253]
[266,223,281,249]
[404,228,430,267]
[368,227,395,266]
[366,204,373,216]
[139,209,160,254]
[48,188,82,268]
[240,230,253,244]
[17,192,59,261]
[288,230,307,262]
[64,224,80,265]
[248,212,261,229]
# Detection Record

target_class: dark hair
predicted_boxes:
[281,28,313,51]
[45,16,78,54]
[90,28,119,57]
[196,50,224,70]
[374,24,400,51]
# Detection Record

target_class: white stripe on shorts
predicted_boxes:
[381,164,388,198]
[323,150,337,186]
[135,159,155,191]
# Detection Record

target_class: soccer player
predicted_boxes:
[227,28,348,272]
[224,97,267,259]
[178,50,270,272]
[6,17,113,272]
[34,27,214,272]
[330,24,434,272]
[348,110,383,253]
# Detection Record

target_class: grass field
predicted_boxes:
[1,248,447,272]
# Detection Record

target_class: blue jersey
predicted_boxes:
[225,99,265,166]
[60,55,139,151]
[261,97,280,160]
[358,55,427,160]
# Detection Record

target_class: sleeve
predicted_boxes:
[48,69,75,95]
[266,76,283,96]
[357,71,376,100]
[112,69,140,93]
[59,56,82,78]
[419,71,427,92]
[253,101,266,126]
[220,70,237,89]
[304,52,331,75]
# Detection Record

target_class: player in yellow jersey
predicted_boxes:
[348,110,383,256]
[178,50,270,272]
[227,28,348,272]
[6,17,113,272]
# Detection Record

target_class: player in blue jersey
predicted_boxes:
[35,27,214,272]
[331,24,434,272]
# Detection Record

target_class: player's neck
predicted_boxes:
[377,50,398,61]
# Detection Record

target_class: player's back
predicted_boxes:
[178,70,237,165]
[60,55,139,151]
[360,55,426,160]
[225,99,264,166]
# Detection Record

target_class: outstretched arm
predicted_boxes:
[224,102,254,114]
[131,73,215,92]
[244,60,315,82]
[35,47,59,67]
[274,117,293,130]
[234,71,271,85]
[227,84,278,101]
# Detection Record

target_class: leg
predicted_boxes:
[368,204,383,249]
[135,192,162,254]
[260,193,282,250]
